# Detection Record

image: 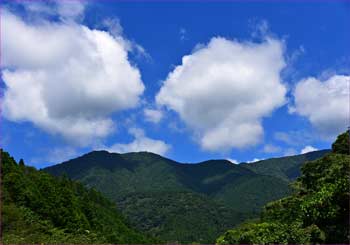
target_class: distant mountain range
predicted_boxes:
[45,149,330,243]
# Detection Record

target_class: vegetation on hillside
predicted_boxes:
[0,135,332,244]
[117,191,251,243]
[243,149,330,181]
[1,151,157,244]
[44,149,328,243]
[217,131,350,244]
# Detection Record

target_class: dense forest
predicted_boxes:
[1,132,345,244]
[217,131,350,244]
[45,148,328,243]
[1,151,158,244]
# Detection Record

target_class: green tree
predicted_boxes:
[1,150,159,244]
[332,130,349,155]
[217,131,350,244]
[18,159,25,167]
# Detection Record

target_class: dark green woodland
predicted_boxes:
[1,132,347,244]
[44,146,329,243]
[216,131,350,244]
[1,151,158,244]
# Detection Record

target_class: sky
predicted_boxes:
[1,0,349,168]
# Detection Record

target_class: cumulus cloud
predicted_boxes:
[1,9,144,145]
[300,145,318,154]
[105,128,170,155]
[291,75,350,139]
[144,108,163,123]
[156,36,287,152]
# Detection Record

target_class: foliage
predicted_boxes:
[243,149,330,181]
[214,175,291,214]
[216,222,324,244]
[44,149,328,243]
[117,191,250,243]
[1,150,158,244]
[332,130,349,155]
[216,132,350,244]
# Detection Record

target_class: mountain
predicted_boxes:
[44,149,329,243]
[217,132,349,244]
[242,149,330,181]
[1,150,157,244]
[117,191,249,243]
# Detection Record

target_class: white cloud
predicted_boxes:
[102,17,124,36]
[249,19,269,39]
[31,146,79,166]
[105,128,170,155]
[45,146,79,163]
[21,1,54,16]
[262,144,281,153]
[18,0,86,21]
[156,36,286,152]
[144,108,163,123]
[247,158,262,163]
[56,0,86,21]
[101,18,151,61]
[300,145,318,154]
[291,75,349,139]
[227,158,239,164]
[1,9,144,145]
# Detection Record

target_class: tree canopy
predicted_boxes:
[217,131,350,244]
[1,150,158,244]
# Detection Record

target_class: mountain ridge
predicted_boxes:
[242,149,331,181]
[44,149,330,243]
[45,148,330,168]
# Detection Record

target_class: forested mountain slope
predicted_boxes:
[45,148,328,243]
[242,149,330,181]
[117,191,249,243]
[217,131,349,244]
[1,151,157,244]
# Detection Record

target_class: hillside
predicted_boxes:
[45,149,328,243]
[242,149,330,181]
[45,152,255,242]
[117,191,249,243]
[217,132,349,244]
[1,151,157,244]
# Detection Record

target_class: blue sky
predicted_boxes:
[1,0,349,168]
